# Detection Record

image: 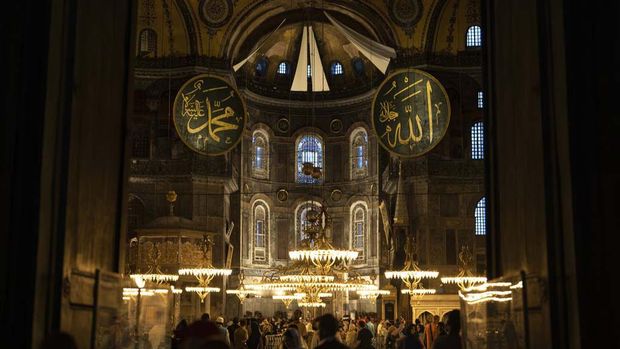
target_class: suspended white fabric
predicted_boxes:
[308,26,330,92]
[232,19,286,72]
[323,12,395,74]
[291,26,309,91]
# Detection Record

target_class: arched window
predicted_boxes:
[277,62,289,75]
[296,134,324,184]
[471,121,484,159]
[307,64,312,78]
[475,197,487,235]
[351,202,367,261]
[139,29,157,56]
[350,128,368,179]
[255,57,268,77]
[466,25,482,47]
[296,201,322,246]
[352,58,364,76]
[251,130,269,179]
[127,195,145,231]
[477,91,484,109]
[253,202,269,262]
[331,61,344,75]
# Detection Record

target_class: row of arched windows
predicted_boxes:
[249,196,487,263]
[257,59,364,78]
[250,128,369,182]
[250,123,485,181]
[251,200,369,263]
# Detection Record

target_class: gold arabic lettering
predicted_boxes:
[186,97,239,143]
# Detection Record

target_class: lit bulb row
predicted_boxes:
[178,268,233,277]
[458,290,512,304]
[288,249,358,262]
[401,289,436,295]
[385,270,439,279]
[280,275,335,282]
[440,276,487,284]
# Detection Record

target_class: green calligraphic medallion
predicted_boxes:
[173,74,247,156]
[372,69,451,158]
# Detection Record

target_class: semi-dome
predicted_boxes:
[233,11,386,100]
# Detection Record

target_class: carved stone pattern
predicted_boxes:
[429,231,444,265]
[466,0,480,25]
[139,0,156,27]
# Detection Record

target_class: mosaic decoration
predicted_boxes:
[199,0,233,28]
[371,69,451,158]
[173,74,246,155]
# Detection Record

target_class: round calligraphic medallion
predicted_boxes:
[173,74,247,156]
[371,69,451,158]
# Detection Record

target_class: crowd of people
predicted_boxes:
[170,309,462,349]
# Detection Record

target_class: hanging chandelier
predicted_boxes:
[248,204,377,306]
[440,245,487,290]
[226,270,260,304]
[181,235,232,302]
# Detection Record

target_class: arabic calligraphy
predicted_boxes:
[173,75,246,155]
[372,69,450,158]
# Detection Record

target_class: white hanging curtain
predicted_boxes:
[232,19,286,72]
[291,26,309,91]
[308,26,330,92]
[323,11,395,74]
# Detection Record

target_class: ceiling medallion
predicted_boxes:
[329,119,343,134]
[371,69,451,158]
[199,0,233,28]
[173,74,247,156]
[276,118,290,133]
[330,189,343,202]
[277,189,288,202]
[388,0,423,31]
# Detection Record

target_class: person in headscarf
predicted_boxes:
[247,320,263,349]
[282,327,304,349]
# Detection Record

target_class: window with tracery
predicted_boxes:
[471,121,484,159]
[296,134,323,184]
[253,202,269,262]
[277,61,290,75]
[466,25,482,47]
[350,128,368,179]
[351,203,367,261]
[331,61,343,75]
[251,130,269,179]
[475,197,487,236]
[139,29,157,56]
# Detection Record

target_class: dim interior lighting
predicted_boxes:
[385,270,439,280]
[440,246,487,290]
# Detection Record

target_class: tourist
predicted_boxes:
[216,316,231,347]
[234,319,249,349]
[401,324,424,349]
[201,313,210,322]
[356,327,375,349]
[437,322,447,337]
[432,310,461,349]
[40,332,77,349]
[229,317,240,346]
[308,319,320,349]
[366,316,376,338]
[282,327,304,349]
[172,319,188,349]
[345,320,358,347]
[247,320,263,349]
[315,314,348,349]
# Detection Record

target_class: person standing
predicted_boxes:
[229,317,240,346]
[432,310,462,349]
[216,316,231,347]
[315,314,348,349]
[401,324,424,349]
[356,328,375,349]
[234,319,249,349]
[247,320,263,349]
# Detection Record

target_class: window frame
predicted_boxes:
[466,25,482,48]
[251,130,270,179]
[471,121,485,160]
[350,128,369,179]
[475,197,487,236]
[295,134,324,184]
[253,201,269,262]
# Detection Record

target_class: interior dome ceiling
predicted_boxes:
[234,10,385,100]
